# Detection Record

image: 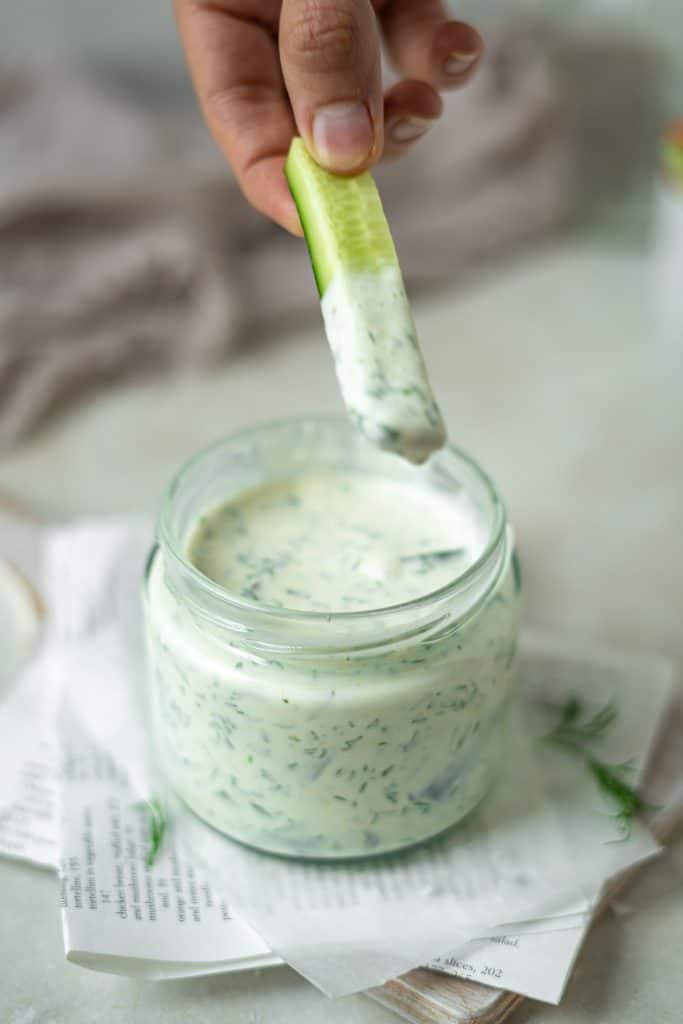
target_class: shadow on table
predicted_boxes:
[511,831,683,1023]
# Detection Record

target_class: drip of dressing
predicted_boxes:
[320,266,446,464]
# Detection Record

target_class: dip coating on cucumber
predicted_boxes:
[285,138,446,464]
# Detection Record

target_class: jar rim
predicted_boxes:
[157,414,508,640]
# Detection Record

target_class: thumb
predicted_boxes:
[279,0,383,173]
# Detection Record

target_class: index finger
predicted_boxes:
[174,0,302,234]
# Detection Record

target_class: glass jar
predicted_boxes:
[143,416,520,859]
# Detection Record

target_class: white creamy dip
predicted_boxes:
[188,471,485,613]
[321,267,446,464]
[145,458,519,859]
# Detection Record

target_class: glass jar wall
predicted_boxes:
[144,417,520,859]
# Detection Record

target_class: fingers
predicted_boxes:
[279,0,384,174]
[381,0,482,90]
[382,79,442,160]
[174,0,483,233]
[174,0,302,234]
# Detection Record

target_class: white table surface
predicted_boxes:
[1,237,682,1024]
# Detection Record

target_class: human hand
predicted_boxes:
[175,1,482,235]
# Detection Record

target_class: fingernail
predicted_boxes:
[390,117,436,144]
[312,102,374,172]
[443,51,478,76]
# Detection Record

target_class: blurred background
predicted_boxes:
[2,7,683,1024]
[1,0,682,656]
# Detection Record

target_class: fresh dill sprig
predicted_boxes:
[544,696,618,751]
[140,797,167,867]
[587,757,649,837]
[543,696,648,838]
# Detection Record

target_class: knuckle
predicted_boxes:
[284,2,362,73]
[204,81,278,128]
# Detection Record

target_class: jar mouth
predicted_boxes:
[156,415,509,652]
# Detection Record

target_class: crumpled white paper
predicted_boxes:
[0,521,677,1003]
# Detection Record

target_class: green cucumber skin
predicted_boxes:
[284,138,396,297]
[285,141,326,296]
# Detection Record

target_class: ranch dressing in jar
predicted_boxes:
[144,417,520,859]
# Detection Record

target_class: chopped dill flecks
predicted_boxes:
[512,549,522,594]
[400,548,465,565]
[249,802,272,816]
